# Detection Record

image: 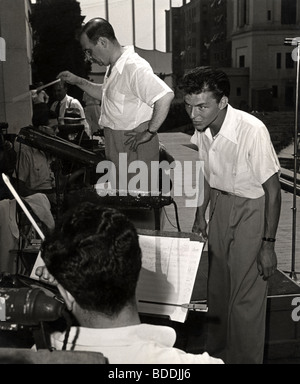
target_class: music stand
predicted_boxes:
[284,38,300,281]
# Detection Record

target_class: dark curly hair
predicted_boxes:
[41,202,142,317]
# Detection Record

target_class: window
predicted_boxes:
[239,55,245,68]
[286,52,294,69]
[238,0,249,27]
[272,86,278,98]
[285,86,294,107]
[281,0,297,24]
[277,53,282,69]
[267,10,272,21]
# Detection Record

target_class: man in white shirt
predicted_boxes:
[179,66,282,364]
[50,81,91,139]
[36,202,223,365]
[57,18,174,192]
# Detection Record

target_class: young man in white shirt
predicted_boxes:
[180,66,282,364]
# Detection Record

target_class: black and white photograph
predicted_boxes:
[0,0,299,367]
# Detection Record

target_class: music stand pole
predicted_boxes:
[291,41,300,281]
[285,38,300,281]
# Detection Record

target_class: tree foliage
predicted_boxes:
[30,0,90,101]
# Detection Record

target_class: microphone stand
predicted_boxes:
[284,38,300,281]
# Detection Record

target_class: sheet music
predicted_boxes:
[30,251,45,279]
[136,235,204,322]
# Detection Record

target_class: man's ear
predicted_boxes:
[219,96,228,110]
[57,284,75,311]
[97,37,108,48]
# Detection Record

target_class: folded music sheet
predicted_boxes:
[136,233,204,323]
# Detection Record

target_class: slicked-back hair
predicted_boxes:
[179,66,230,103]
[41,202,142,317]
[81,18,117,44]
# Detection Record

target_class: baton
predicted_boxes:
[1,173,45,241]
[12,78,61,103]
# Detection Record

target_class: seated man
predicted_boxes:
[36,202,223,364]
[12,104,58,210]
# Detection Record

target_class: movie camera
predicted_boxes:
[0,273,66,332]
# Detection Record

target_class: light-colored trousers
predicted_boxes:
[206,189,268,364]
[104,122,159,192]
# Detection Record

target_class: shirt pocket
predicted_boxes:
[234,163,251,186]
[105,89,125,115]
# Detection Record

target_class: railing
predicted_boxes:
[280,170,300,197]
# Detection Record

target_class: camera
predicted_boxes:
[0,273,66,331]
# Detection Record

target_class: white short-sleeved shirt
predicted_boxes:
[190,105,281,199]
[99,46,173,131]
[50,323,224,364]
[51,95,91,137]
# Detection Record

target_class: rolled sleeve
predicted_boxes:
[250,127,281,185]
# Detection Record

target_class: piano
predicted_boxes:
[16,126,105,166]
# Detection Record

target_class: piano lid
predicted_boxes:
[17,126,104,166]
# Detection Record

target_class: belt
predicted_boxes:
[212,188,234,196]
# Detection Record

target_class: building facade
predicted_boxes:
[168,0,300,111]
[231,0,300,111]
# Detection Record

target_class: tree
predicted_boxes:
[30,0,90,101]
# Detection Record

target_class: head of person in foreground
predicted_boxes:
[41,202,142,327]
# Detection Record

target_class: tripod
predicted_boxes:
[284,38,300,281]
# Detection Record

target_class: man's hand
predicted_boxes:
[124,130,155,152]
[192,213,208,242]
[257,242,277,280]
[57,71,79,85]
[35,266,58,286]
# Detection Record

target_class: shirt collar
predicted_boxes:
[53,323,176,348]
[61,95,68,104]
[205,104,238,144]
[114,45,135,75]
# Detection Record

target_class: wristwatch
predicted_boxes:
[146,128,156,135]
[262,237,276,242]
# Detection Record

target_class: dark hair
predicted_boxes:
[179,66,230,103]
[41,203,142,316]
[32,103,50,127]
[0,133,5,150]
[81,18,116,44]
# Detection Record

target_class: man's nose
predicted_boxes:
[190,106,198,119]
